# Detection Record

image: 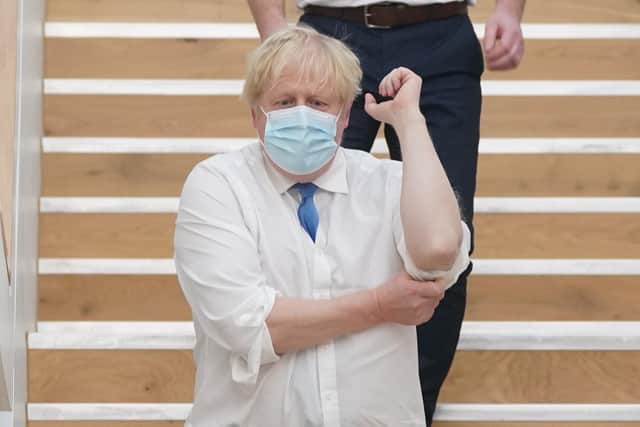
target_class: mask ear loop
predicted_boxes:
[335,107,343,122]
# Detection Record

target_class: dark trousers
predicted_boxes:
[300,12,484,426]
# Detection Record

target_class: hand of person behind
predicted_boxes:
[372,272,446,326]
[483,9,525,70]
[364,67,424,129]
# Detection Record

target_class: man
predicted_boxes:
[174,26,470,426]
[247,1,526,423]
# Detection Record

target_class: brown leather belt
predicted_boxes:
[303,2,468,29]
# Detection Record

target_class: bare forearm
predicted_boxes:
[266,290,381,355]
[495,0,526,20]
[247,0,288,40]
[396,114,462,270]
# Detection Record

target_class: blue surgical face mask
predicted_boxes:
[260,105,340,175]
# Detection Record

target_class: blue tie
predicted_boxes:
[294,183,319,242]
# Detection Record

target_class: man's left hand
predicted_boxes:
[483,9,525,71]
[364,67,423,129]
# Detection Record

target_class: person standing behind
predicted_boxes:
[247,0,526,425]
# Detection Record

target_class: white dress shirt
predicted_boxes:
[174,143,471,427]
[298,0,475,9]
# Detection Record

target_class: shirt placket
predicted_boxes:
[312,229,341,427]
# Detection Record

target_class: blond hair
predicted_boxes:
[242,25,362,106]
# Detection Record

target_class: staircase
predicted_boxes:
[29,0,640,425]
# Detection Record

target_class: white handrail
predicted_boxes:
[0,216,11,411]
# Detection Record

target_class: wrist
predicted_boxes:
[394,112,428,143]
[368,288,386,324]
[495,0,525,21]
[393,109,425,132]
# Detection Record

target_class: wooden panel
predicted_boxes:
[46,0,640,23]
[28,350,194,402]
[38,275,190,321]
[45,95,250,137]
[478,154,640,197]
[466,276,640,321]
[44,95,640,137]
[441,351,640,403]
[474,213,640,259]
[42,153,207,197]
[484,39,640,80]
[38,274,640,321]
[42,153,640,197]
[29,350,640,402]
[45,38,258,79]
[46,0,301,22]
[0,0,18,260]
[40,213,640,258]
[45,38,640,80]
[470,0,640,22]
[39,213,175,258]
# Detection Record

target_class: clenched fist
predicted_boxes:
[364,67,424,130]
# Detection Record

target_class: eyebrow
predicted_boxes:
[269,91,330,101]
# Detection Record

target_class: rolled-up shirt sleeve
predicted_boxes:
[388,164,472,289]
[395,219,471,288]
[174,162,280,384]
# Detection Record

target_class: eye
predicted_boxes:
[309,99,328,109]
[275,98,293,108]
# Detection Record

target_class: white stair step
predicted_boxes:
[44,22,640,39]
[44,78,640,96]
[27,403,640,421]
[434,404,640,422]
[28,321,640,350]
[38,258,640,275]
[41,137,640,154]
[40,196,640,213]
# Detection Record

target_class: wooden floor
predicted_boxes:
[28,349,640,403]
[37,274,640,321]
[42,153,640,196]
[45,38,640,80]
[45,0,640,22]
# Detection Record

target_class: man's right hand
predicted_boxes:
[372,272,446,325]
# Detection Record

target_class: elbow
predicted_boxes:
[411,229,462,272]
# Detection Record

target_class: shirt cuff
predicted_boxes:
[230,288,281,384]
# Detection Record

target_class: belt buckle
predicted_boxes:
[363,5,392,29]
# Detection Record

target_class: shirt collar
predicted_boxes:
[261,146,349,195]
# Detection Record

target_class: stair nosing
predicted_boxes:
[41,137,640,154]
[28,321,640,350]
[26,403,640,421]
[44,22,640,39]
